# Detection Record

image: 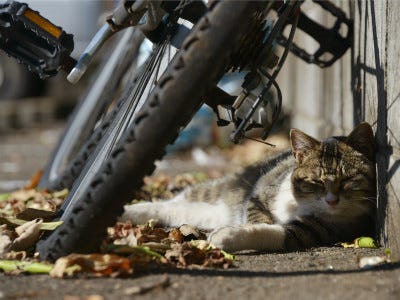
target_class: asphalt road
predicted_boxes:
[0,247,398,300]
[0,124,399,300]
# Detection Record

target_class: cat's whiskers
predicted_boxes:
[275,187,292,192]
[355,196,377,204]
[241,178,256,189]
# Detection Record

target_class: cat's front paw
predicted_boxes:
[208,226,247,252]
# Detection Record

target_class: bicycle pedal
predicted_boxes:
[277,0,352,68]
[0,1,75,79]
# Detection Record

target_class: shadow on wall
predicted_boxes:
[351,0,400,248]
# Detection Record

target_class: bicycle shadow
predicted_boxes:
[351,0,400,249]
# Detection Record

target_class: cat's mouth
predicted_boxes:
[327,199,339,207]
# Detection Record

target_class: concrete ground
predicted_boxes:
[0,123,399,300]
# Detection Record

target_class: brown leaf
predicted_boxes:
[203,249,234,269]
[127,247,168,271]
[164,241,234,269]
[16,208,56,222]
[24,169,43,190]
[165,243,206,267]
[0,224,13,256]
[108,222,135,240]
[51,254,132,278]
[1,189,66,217]
[1,250,26,260]
[135,224,169,245]
[179,224,206,241]
[11,218,43,251]
[106,222,173,252]
[168,228,184,243]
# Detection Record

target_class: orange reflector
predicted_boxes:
[23,9,62,38]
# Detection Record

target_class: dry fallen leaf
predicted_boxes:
[164,241,234,269]
[1,250,26,261]
[0,188,68,217]
[338,237,379,249]
[168,228,184,244]
[108,221,170,249]
[165,242,206,267]
[11,218,43,251]
[24,169,43,190]
[179,224,207,241]
[0,224,13,256]
[16,208,56,222]
[358,256,390,269]
[0,170,236,277]
[51,254,132,278]
[202,248,234,269]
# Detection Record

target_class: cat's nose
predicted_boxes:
[325,192,339,206]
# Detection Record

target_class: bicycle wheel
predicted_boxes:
[37,1,270,261]
[38,28,145,190]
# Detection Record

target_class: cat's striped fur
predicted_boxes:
[122,123,376,252]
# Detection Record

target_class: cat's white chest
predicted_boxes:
[269,173,299,224]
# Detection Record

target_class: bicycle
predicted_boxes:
[0,0,352,261]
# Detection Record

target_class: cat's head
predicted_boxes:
[289,123,376,218]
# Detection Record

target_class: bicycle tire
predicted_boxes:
[37,1,268,261]
[38,28,144,190]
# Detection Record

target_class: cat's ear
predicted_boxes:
[290,129,320,163]
[346,122,375,161]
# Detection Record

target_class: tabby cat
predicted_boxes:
[122,122,376,252]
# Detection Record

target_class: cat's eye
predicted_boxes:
[296,180,324,193]
[341,179,364,191]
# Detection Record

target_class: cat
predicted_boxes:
[121,122,376,252]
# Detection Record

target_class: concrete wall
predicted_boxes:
[354,0,400,258]
[278,0,400,257]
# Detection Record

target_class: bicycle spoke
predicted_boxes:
[88,38,174,169]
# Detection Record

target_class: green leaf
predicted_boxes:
[133,246,164,259]
[106,244,164,259]
[0,260,19,272]
[0,260,53,274]
[52,189,69,199]
[0,209,13,216]
[0,216,63,230]
[192,241,235,260]
[220,249,235,261]
[0,193,10,202]
[22,262,54,273]
[193,172,209,182]
[0,217,25,227]
[40,221,63,230]
[356,237,379,248]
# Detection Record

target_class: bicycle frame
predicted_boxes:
[0,0,355,261]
